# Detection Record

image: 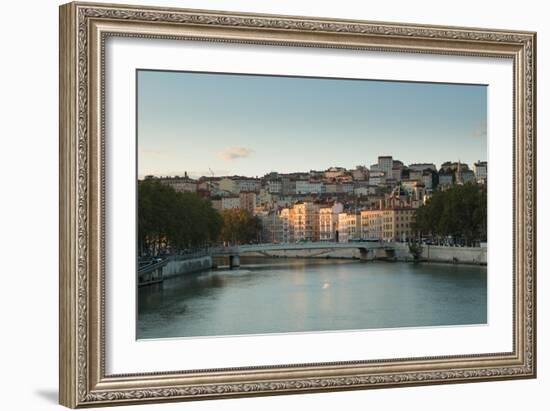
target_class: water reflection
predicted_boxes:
[137,258,487,339]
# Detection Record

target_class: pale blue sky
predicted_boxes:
[137,70,487,178]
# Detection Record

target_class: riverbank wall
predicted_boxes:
[162,255,213,278]
[241,244,486,265]
[138,255,213,286]
[419,244,486,265]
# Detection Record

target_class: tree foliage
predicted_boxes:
[413,183,487,245]
[138,179,222,255]
[219,208,262,245]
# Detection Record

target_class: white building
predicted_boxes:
[236,179,261,192]
[319,203,344,241]
[354,186,370,196]
[218,178,261,193]
[473,161,488,184]
[256,189,273,207]
[158,176,197,193]
[266,180,282,193]
[221,196,240,210]
[218,178,238,194]
[274,196,293,209]
[341,182,355,194]
[368,170,385,186]
[295,180,325,194]
[325,183,338,193]
[279,208,291,243]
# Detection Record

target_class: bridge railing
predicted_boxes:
[137,258,168,274]
[210,241,393,254]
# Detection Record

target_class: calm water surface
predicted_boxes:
[137,258,487,339]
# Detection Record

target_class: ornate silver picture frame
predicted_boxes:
[59,1,536,408]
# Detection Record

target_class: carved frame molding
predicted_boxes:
[59,2,536,408]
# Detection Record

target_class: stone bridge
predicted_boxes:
[210,242,396,268]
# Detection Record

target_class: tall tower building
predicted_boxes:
[378,156,393,179]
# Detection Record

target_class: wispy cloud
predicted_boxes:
[219,147,254,161]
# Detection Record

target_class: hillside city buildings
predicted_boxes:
[145,156,487,244]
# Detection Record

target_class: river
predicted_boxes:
[137,257,487,339]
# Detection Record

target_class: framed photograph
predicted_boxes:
[59,2,537,408]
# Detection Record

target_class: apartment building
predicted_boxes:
[289,202,320,241]
[338,212,361,243]
[221,196,241,210]
[360,210,383,240]
[319,202,344,241]
[360,207,416,241]
[295,180,325,195]
[158,176,197,193]
[239,191,257,213]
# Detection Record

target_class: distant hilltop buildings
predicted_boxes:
[142,156,487,244]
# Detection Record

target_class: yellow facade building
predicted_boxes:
[360,208,415,241]
[289,202,320,242]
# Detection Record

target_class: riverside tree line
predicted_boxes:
[138,179,260,255]
[413,183,487,246]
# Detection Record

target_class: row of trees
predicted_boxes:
[138,180,260,255]
[413,183,487,246]
[219,208,262,245]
